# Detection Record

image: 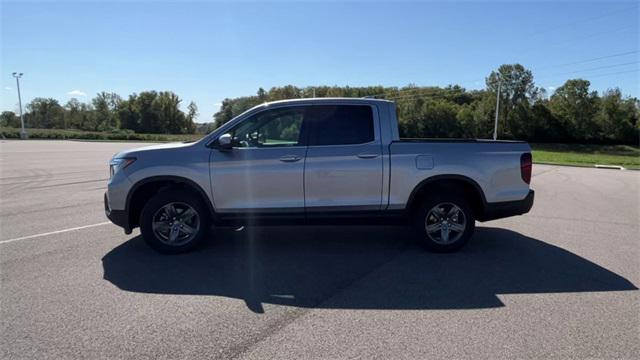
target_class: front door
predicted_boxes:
[210,106,308,212]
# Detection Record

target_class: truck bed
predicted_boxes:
[387,140,532,209]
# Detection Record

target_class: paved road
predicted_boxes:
[1,140,638,359]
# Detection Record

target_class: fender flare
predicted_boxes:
[405,174,488,211]
[125,175,216,225]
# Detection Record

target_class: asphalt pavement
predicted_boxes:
[1,140,638,359]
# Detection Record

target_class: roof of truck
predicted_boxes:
[217,97,395,133]
[261,97,394,106]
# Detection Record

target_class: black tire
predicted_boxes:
[412,193,475,252]
[140,189,210,254]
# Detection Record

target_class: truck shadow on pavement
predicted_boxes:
[102,226,637,313]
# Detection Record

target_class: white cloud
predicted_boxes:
[4,86,11,90]
[67,90,87,97]
[547,86,556,91]
[213,102,223,107]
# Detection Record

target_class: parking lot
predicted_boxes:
[1,140,638,359]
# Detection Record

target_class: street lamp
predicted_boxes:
[12,72,27,139]
[492,79,502,141]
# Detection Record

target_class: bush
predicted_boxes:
[0,127,202,142]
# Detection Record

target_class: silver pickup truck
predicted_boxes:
[105,98,534,253]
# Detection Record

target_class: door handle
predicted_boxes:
[279,155,302,162]
[357,153,379,159]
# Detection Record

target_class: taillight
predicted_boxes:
[521,152,532,184]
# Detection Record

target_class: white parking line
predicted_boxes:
[0,222,111,245]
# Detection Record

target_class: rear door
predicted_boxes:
[304,104,384,212]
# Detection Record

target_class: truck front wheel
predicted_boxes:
[140,189,210,254]
[413,194,475,252]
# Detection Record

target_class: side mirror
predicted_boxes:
[217,133,233,150]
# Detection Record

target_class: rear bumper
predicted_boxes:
[479,190,534,222]
[104,192,131,234]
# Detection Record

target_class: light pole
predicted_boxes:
[492,80,501,141]
[12,72,27,139]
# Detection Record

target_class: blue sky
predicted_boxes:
[1,1,638,122]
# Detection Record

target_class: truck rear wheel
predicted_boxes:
[140,189,210,254]
[413,194,475,252]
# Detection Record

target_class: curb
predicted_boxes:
[535,162,636,171]
[594,164,626,170]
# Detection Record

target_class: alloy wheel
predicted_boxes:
[151,202,201,246]
[424,202,466,244]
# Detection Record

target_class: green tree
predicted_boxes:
[185,101,198,134]
[486,64,539,137]
[155,91,186,134]
[420,100,461,138]
[118,94,140,132]
[528,100,567,142]
[596,89,639,143]
[0,111,20,128]
[136,91,160,133]
[25,98,64,129]
[64,98,83,129]
[78,103,96,131]
[92,92,122,131]
[473,92,502,139]
[257,87,267,100]
[456,104,476,138]
[549,79,600,141]
[213,96,262,128]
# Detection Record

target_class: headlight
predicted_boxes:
[109,157,136,178]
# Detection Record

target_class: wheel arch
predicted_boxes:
[126,176,215,229]
[405,174,487,219]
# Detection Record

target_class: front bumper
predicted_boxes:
[104,192,131,234]
[479,190,535,222]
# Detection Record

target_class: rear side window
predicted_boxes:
[308,105,374,146]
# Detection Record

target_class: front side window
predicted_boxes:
[229,107,305,148]
[308,105,374,146]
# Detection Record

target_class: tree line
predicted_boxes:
[1,91,198,134]
[212,64,639,144]
[1,64,638,143]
